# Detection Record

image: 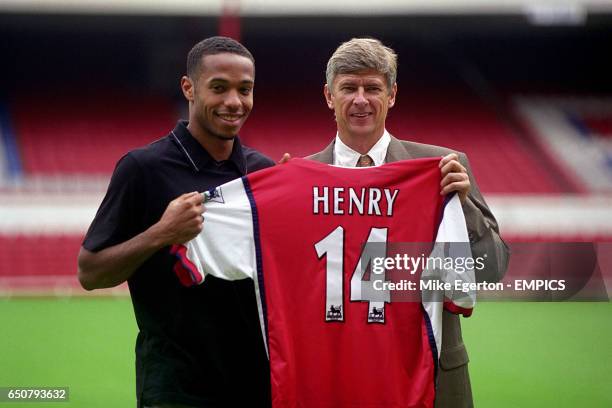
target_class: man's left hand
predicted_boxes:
[278,153,291,164]
[439,153,470,203]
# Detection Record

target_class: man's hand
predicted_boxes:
[439,153,470,203]
[77,191,204,290]
[150,192,205,246]
[278,153,291,164]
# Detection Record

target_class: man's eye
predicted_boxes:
[240,88,252,95]
[212,85,225,92]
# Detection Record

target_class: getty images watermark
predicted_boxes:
[371,253,566,293]
[361,242,610,302]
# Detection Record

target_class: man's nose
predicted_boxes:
[353,88,368,106]
[224,90,241,109]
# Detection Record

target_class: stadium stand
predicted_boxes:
[389,89,575,194]
[6,87,576,194]
[0,192,103,295]
[515,95,612,193]
[11,91,177,175]
[0,233,125,296]
[0,235,81,278]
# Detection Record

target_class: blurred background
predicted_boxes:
[0,0,611,407]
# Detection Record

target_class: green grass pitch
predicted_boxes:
[0,298,610,407]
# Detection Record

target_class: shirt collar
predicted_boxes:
[333,130,391,167]
[171,120,247,175]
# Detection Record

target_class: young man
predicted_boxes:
[78,37,273,408]
[307,38,509,408]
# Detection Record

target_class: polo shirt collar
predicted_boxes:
[171,120,248,175]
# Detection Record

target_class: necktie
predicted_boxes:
[356,154,374,167]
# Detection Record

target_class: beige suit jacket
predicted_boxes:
[307,135,510,408]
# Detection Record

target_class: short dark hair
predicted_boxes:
[186,36,255,79]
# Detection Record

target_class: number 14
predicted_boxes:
[315,226,391,324]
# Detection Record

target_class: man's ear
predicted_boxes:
[324,84,334,110]
[388,82,398,108]
[181,76,194,102]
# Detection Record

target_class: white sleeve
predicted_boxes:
[421,194,477,357]
[436,194,477,314]
[172,177,257,286]
[422,194,477,315]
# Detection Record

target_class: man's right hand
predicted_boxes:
[151,191,205,246]
[78,191,205,290]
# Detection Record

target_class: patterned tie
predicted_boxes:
[356,154,375,167]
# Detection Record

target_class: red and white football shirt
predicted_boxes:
[173,158,475,408]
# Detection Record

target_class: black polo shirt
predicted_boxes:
[83,120,274,407]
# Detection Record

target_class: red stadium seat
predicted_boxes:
[0,235,82,278]
[12,91,176,176]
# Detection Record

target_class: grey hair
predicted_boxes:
[326,38,398,92]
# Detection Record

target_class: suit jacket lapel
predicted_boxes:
[385,134,412,163]
[308,140,335,164]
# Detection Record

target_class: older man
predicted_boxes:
[307,37,509,408]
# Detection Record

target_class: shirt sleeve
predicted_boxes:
[422,194,477,317]
[172,177,257,286]
[82,153,144,252]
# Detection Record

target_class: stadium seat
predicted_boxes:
[11,91,176,175]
